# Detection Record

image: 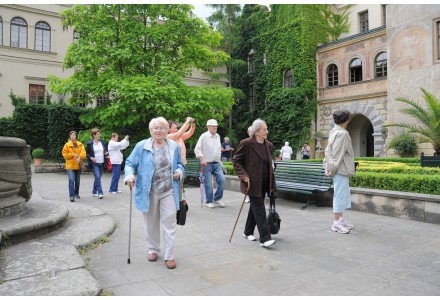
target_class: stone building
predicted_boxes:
[0,4,227,118]
[316,4,440,157]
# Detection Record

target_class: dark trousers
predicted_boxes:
[244,196,271,243]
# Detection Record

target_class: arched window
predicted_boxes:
[375,52,387,78]
[283,69,293,88]
[350,58,363,82]
[327,64,338,87]
[0,16,3,46]
[11,17,27,48]
[35,21,50,51]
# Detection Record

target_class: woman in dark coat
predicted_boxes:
[232,119,276,248]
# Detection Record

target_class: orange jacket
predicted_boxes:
[62,140,86,170]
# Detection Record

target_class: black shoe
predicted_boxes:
[70,197,75,202]
[75,195,80,199]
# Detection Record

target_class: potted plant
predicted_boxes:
[32,148,45,166]
[274,149,281,160]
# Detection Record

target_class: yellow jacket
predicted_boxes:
[62,140,86,170]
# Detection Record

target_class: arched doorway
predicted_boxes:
[347,114,374,157]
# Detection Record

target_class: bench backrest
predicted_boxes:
[421,153,440,167]
[185,159,201,177]
[274,161,332,187]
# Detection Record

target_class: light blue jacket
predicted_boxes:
[124,138,184,213]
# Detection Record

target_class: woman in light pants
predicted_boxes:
[124,117,184,269]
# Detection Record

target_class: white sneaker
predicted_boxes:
[331,223,349,234]
[117,190,123,193]
[245,198,250,203]
[111,192,118,195]
[92,194,99,197]
[98,194,104,199]
[339,220,353,230]
[243,234,256,241]
[260,240,276,247]
[205,202,216,208]
[214,200,225,207]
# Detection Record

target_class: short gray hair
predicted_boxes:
[252,119,266,134]
[149,117,169,131]
[247,126,254,137]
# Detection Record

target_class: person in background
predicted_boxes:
[221,137,234,162]
[194,119,225,208]
[301,143,311,160]
[280,141,293,160]
[323,108,356,234]
[108,133,129,194]
[167,117,195,165]
[62,130,86,202]
[86,128,108,199]
[124,117,184,269]
[233,118,276,248]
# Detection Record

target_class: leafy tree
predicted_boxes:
[384,88,440,155]
[206,4,244,131]
[49,4,234,138]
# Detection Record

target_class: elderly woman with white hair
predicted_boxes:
[233,118,276,248]
[124,117,184,269]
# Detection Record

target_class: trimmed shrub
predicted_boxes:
[31,148,45,158]
[388,133,417,157]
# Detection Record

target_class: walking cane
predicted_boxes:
[127,185,133,264]
[229,181,250,242]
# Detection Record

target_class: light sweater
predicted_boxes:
[324,124,356,176]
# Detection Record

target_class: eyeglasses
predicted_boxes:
[152,127,166,132]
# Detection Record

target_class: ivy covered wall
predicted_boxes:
[231,4,333,153]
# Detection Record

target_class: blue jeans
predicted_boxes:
[109,164,121,193]
[202,162,225,203]
[92,163,104,195]
[67,169,81,197]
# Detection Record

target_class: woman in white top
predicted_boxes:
[86,128,108,199]
[108,133,129,194]
[280,141,293,160]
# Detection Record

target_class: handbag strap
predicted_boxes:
[181,187,187,206]
[269,193,276,210]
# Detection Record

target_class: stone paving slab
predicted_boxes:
[2,169,440,296]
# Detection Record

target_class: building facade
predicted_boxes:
[0,4,227,118]
[316,4,440,157]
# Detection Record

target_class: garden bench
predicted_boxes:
[421,152,440,167]
[183,159,201,187]
[273,161,332,209]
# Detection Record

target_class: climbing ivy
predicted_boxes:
[231,4,334,152]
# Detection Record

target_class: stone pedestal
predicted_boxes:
[0,137,32,218]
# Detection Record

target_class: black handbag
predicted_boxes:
[177,189,189,226]
[267,193,281,234]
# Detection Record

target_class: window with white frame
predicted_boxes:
[327,64,338,87]
[350,58,363,82]
[73,30,80,43]
[35,21,50,52]
[359,11,369,33]
[29,84,45,104]
[11,17,27,49]
[375,52,387,78]
[96,94,109,107]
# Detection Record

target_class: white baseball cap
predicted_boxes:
[206,119,218,126]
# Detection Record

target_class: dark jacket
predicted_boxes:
[86,139,108,168]
[232,136,276,197]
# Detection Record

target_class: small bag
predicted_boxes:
[177,200,188,225]
[105,156,112,172]
[267,193,281,234]
[177,189,189,225]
